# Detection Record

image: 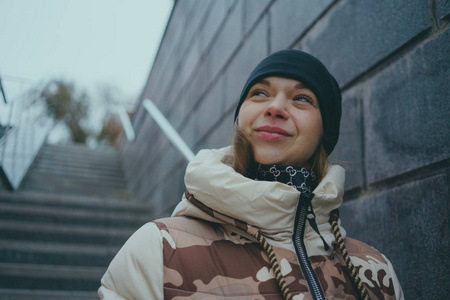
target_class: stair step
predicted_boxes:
[20,143,132,200]
[42,144,118,157]
[22,172,127,189]
[38,146,121,157]
[21,180,127,193]
[21,180,128,191]
[35,155,121,168]
[0,263,103,291]
[0,220,135,246]
[39,146,120,157]
[19,184,131,199]
[27,164,126,180]
[34,156,124,172]
[0,203,147,228]
[0,289,97,300]
[0,240,119,267]
[0,143,144,295]
[0,191,151,214]
[42,143,117,154]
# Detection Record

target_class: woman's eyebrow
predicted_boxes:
[254,79,271,86]
[295,82,308,90]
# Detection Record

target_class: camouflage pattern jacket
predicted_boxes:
[99,146,404,299]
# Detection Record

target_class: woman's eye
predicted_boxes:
[250,89,268,97]
[294,94,313,104]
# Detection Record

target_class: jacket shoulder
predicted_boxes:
[344,237,381,254]
[343,237,402,299]
[344,237,386,259]
[152,216,224,242]
[99,222,164,299]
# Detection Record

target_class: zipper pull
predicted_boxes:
[303,196,330,251]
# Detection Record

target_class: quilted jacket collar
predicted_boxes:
[172,146,346,255]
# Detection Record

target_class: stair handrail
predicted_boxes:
[114,105,135,142]
[0,81,53,190]
[142,98,194,162]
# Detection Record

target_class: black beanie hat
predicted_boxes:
[234,49,342,155]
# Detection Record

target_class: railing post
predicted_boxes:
[115,106,135,142]
[0,75,7,104]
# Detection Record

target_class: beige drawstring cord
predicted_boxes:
[253,230,293,300]
[329,210,369,300]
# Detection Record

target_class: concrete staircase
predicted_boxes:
[0,143,152,299]
[19,144,131,200]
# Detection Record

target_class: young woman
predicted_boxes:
[99,50,404,300]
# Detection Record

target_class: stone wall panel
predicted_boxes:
[149,3,190,106]
[160,163,186,216]
[179,113,196,150]
[223,15,269,113]
[340,174,450,299]
[363,28,450,184]
[437,0,450,20]
[301,0,430,86]
[198,1,229,56]
[193,78,223,145]
[243,0,271,35]
[209,3,243,81]
[203,111,234,150]
[270,0,332,52]
[330,87,363,190]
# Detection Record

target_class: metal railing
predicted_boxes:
[0,83,53,190]
[117,98,194,162]
[114,105,135,142]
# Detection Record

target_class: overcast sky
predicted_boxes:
[0,0,173,135]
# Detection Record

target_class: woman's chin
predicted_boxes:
[253,155,287,166]
[253,152,310,168]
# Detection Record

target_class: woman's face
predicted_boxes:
[238,76,323,168]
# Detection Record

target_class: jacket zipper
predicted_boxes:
[293,201,326,300]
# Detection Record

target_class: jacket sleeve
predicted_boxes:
[98,222,164,299]
[382,254,404,300]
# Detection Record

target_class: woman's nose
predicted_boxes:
[264,95,289,119]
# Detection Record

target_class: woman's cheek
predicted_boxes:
[237,106,252,133]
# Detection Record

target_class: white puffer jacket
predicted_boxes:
[99,146,404,299]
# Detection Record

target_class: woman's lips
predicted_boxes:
[254,126,291,141]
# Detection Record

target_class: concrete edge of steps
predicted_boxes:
[0,288,98,300]
[42,143,119,156]
[0,239,120,267]
[0,143,144,296]
[0,263,104,293]
[31,159,125,176]
[0,220,135,238]
[0,239,121,257]
[0,190,152,213]
[24,169,127,185]
[15,184,132,201]
[0,263,105,280]
[0,202,150,225]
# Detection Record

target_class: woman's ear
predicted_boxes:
[234,117,239,128]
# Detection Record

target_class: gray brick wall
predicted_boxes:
[122,1,450,298]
